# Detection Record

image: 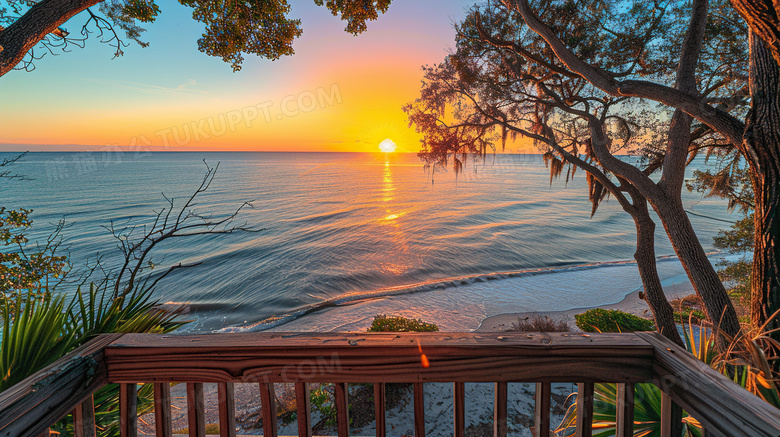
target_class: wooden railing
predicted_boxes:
[1,331,779,437]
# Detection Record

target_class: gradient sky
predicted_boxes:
[0,0,488,153]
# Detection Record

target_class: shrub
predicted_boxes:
[367,314,439,332]
[509,315,570,332]
[574,308,654,333]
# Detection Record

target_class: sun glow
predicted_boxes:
[378,139,397,153]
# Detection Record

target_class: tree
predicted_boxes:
[406,52,685,345]
[0,0,392,76]
[407,0,747,338]
[504,0,780,336]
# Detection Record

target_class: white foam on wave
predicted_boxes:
[215,254,731,333]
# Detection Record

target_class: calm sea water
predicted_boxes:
[1,152,735,332]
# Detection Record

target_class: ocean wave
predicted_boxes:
[214,255,690,333]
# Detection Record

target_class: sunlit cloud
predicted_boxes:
[85,78,209,96]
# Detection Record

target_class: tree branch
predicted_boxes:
[0,0,102,76]
[506,0,746,148]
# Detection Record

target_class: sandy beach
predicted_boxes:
[476,276,696,332]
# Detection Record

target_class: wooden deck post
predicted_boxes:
[453,382,465,437]
[153,383,172,437]
[119,383,137,437]
[259,383,278,437]
[534,382,551,437]
[575,383,594,437]
[615,383,634,437]
[494,382,508,437]
[186,383,206,437]
[413,383,425,437]
[660,392,683,437]
[374,383,386,437]
[217,383,236,437]
[295,383,313,437]
[334,383,350,437]
[73,395,96,437]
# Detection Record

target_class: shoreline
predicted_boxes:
[259,259,697,333]
[476,277,696,332]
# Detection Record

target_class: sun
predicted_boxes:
[378,138,397,153]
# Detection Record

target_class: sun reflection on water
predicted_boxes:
[377,158,413,275]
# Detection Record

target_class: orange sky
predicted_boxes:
[0,1,527,154]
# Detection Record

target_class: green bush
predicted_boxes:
[574,308,654,333]
[367,314,439,332]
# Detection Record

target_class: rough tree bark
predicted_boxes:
[630,191,684,346]
[0,0,101,76]
[730,0,780,65]
[746,31,780,333]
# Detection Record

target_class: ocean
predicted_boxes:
[0,151,736,332]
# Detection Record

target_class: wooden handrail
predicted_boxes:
[103,332,655,383]
[638,332,780,436]
[1,331,779,437]
[0,334,122,437]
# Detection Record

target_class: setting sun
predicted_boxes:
[378,139,397,153]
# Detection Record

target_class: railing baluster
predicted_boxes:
[186,383,206,437]
[296,383,313,437]
[120,383,138,437]
[374,383,386,437]
[615,383,634,437]
[576,383,593,437]
[660,391,683,437]
[494,382,508,437]
[154,383,172,437]
[534,382,551,437]
[334,383,350,437]
[259,383,278,437]
[413,382,425,437]
[453,382,465,437]
[218,383,236,437]
[73,395,96,437]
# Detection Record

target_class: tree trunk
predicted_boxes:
[651,197,742,337]
[746,31,780,336]
[632,205,685,346]
[729,0,780,65]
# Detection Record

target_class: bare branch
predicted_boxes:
[109,161,257,298]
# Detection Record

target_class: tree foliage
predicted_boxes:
[0,0,393,75]
[0,208,69,299]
